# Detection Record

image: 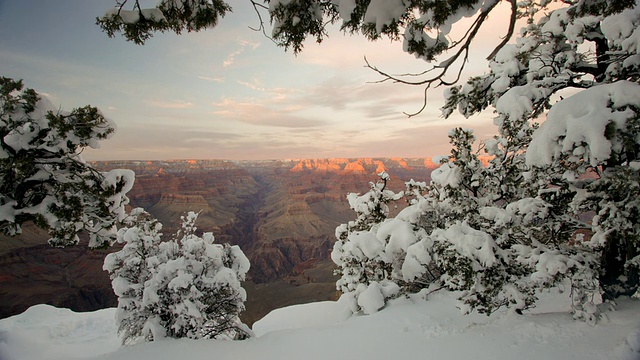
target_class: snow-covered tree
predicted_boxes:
[97,0,231,45]
[103,208,165,344]
[331,172,405,314]
[104,210,251,344]
[0,77,134,248]
[325,0,638,319]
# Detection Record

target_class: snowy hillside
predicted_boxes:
[1,289,639,360]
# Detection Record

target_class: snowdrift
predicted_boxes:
[1,289,639,360]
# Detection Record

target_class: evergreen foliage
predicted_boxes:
[328,0,640,322]
[331,172,404,313]
[97,0,231,45]
[0,77,134,248]
[104,210,251,344]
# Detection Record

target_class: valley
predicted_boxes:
[0,158,437,325]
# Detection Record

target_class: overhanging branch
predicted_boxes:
[364,1,504,118]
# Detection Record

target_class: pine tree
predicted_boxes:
[0,77,134,248]
[104,211,251,343]
[332,172,404,314]
[103,209,164,344]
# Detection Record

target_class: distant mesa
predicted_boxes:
[390,157,413,170]
[289,157,439,174]
[478,155,492,167]
[290,159,342,172]
[424,158,440,168]
[343,161,366,173]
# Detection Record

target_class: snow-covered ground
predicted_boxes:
[1,289,639,360]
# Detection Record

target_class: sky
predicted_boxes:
[0,0,506,161]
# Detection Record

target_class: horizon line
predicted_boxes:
[88,156,446,163]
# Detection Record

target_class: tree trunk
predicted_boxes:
[600,232,639,300]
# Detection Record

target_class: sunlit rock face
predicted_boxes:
[0,158,438,324]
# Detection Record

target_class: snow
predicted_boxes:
[356,282,386,314]
[490,50,520,93]
[530,250,571,282]
[495,84,549,123]
[363,0,407,34]
[480,198,549,227]
[118,10,140,25]
[252,300,350,336]
[402,237,433,281]
[602,5,640,55]
[1,290,639,360]
[378,218,418,255]
[105,8,165,24]
[228,245,250,279]
[431,162,462,188]
[436,222,498,268]
[345,231,385,259]
[0,305,119,360]
[331,0,357,23]
[527,81,640,167]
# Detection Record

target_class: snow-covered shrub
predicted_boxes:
[390,130,516,314]
[104,210,251,344]
[336,123,604,320]
[399,121,605,319]
[526,81,640,305]
[0,77,134,248]
[332,172,410,313]
[103,209,164,343]
[410,1,640,321]
[336,33,640,318]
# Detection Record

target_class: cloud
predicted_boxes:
[223,39,261,68]
[338,118,498,159]
[84,120,337,161]
[208,72,448,138]
[223,54,239,67]
[145,99,194,109]
[84,124,249,160]
[239,39,261,49]
[211,97,325,128]
[292,75,438,122]
[198,75,225,83]
[181,130,244,144]
[293,24,429,75]
[237,79,265,91]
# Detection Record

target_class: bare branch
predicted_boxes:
[364,1,501,117]
[486,0,518,60]
[404,86,430,118]
[248,0,272,41]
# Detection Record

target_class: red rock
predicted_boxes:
[1,158,436,321]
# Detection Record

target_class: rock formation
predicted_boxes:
[0,158,438,324]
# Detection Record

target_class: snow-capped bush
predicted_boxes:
[104,210,251,344]
[331,0,640,323]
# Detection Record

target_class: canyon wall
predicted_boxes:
[0,158,436,324]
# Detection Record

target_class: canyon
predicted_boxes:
[0,158,437,325]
